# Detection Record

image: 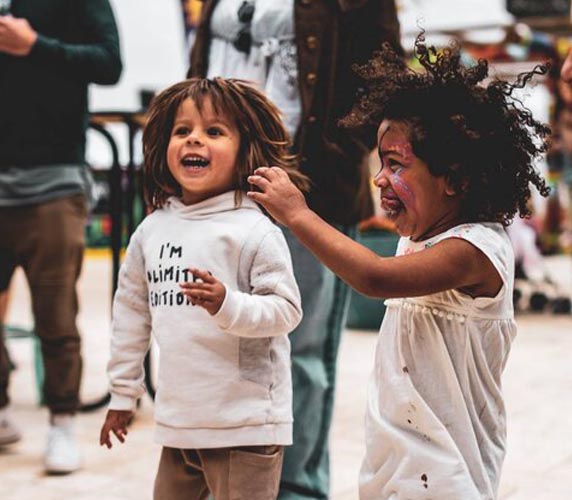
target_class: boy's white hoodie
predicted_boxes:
[107,192,302,449]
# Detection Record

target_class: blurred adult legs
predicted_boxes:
[0,194,86,414]
[279,227,355,499]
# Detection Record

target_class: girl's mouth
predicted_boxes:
[381,195,404,216]
[181,156,210,168]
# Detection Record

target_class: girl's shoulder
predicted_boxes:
[399,222,513,285]
[432,222,509,251]
[398,222,509,255]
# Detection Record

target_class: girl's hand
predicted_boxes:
[247,167,310,227]
[99,409,133,449]
[179,268,226,315]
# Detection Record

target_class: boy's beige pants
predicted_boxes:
[153,445,284,500]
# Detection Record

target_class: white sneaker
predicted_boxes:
[44,414,81,474]
[0,407,21,446]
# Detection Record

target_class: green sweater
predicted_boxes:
[0,0,122,167]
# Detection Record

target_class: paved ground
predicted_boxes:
[1,253,571,500]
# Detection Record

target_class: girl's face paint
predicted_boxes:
[374,120,463,241]
[390,165,415,209]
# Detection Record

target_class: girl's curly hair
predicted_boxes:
[341,32,550,226]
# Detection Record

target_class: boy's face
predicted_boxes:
[374,119,462,241]
[167,97,240,205]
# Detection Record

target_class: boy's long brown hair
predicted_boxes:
[142,77,310,209]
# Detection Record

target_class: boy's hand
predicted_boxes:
[99,409,133,449]
[247,167,309,227]
[180,268,225,315]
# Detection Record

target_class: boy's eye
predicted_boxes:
[207,127,223,136]
[174,126,190,136]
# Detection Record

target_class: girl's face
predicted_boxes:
[167,97,240,205]
[374,119,463,241]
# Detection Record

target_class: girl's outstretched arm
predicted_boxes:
[248,167,502,299]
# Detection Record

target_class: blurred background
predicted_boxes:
[84,0,572,261]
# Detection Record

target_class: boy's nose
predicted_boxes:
[186,133,203,145]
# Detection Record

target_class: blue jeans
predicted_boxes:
[279,226,355,499]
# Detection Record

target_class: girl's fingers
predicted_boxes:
[253,166,283,179]
[247,174,271,191]
[246,191,263,202]
[252,166,271,176]
[269,166,287,177]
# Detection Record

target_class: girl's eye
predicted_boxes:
[381,158,402,173]
[207,127,223,136]
[388,160,403,173]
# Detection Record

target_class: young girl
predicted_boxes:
[99,77,308,500]
[248,35,550,500]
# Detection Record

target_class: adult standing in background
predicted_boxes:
[188,1,402,498]
[0,0,122,474]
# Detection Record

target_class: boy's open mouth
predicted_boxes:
[181,155,210,168]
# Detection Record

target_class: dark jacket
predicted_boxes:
[0,0,122,168]
[189,0,402,224]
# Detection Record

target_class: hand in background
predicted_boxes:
[99,409,134,449]
[247,166,310,227]
[180,268,226,315]
[0,16,38,57]
[0,15,37,56]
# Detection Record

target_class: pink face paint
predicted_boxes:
[391,169,415,206]
[384,142,414,166]
[378,124,419,229]
[383,141,416,209]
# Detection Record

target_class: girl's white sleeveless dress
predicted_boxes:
[360,223,516,500]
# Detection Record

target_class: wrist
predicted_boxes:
[285,207,314,230]
[24,30,38,55]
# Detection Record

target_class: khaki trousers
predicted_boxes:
[0,194,86,413]
[153,445,284,500]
